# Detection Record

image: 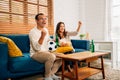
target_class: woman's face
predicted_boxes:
[59,23,65,33]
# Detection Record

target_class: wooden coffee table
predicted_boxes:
[56,51,110,80]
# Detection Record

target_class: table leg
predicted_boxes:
[73,61,78,80]
[62,59,65,80]
[88,62,90,67]
[100,56,105,79]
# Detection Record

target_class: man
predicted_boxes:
[29,13,61,80]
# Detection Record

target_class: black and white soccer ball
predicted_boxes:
[48,40,57,52]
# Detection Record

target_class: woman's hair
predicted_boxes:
[55,22,67,39]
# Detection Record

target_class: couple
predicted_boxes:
[29,13,82,80]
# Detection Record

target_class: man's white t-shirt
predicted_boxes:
[29,27,49,56]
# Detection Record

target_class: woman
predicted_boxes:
[55,21,82,47]
[55,21,82,71]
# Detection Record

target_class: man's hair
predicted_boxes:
[35,13,44,20]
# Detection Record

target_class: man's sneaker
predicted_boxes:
[44,77,53,80]
[51,74,61,80]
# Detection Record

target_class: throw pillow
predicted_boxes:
[0,36,23,57]
[55,46,73,53]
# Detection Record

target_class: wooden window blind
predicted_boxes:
[0,0,54,34]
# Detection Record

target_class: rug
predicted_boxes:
[86,59,120,80]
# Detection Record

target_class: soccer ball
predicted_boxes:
[48,40,57,52]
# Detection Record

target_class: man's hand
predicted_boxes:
[41,28,47,38]
[39,28,47,44]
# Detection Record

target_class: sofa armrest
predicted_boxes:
[71,39,90,50]
[0,42,9,78]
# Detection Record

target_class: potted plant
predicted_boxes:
[79,34,86,40]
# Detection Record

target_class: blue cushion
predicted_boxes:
[8,53,44,73]
[71,39,90,50]
[0,34,30,53]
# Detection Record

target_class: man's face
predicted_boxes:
[36,15,47,27]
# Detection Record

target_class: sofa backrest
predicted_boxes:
[0,34,30,53]
[71,39,90,50]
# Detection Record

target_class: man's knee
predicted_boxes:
[48,53,56,61]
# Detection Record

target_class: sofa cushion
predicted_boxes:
[71,39,90,50]
[74,48,87,52]
[0,34,30,53]
[8,53,44,73]
[56,46,73,53]
[0,36,23,57]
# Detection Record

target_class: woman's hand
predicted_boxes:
[60,42,65,47]
[78,21,82,27]
[77,21,82,32]
[60,42,71,47]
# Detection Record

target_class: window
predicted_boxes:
[0,0,54,34]
[111,0,120,67]
[111,0,120,40]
